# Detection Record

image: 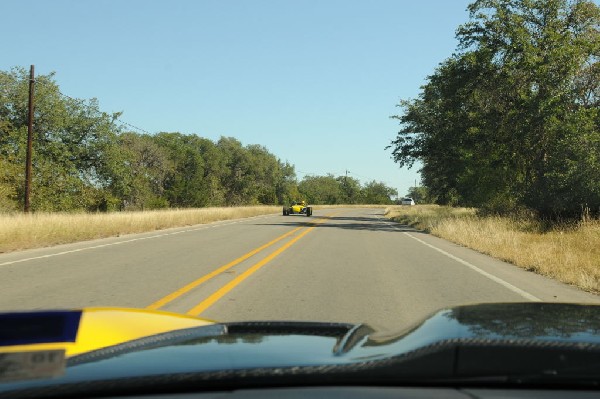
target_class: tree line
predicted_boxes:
[0,67,397,212]
[388,0,599,218]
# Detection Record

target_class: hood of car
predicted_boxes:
[2,303,600,397]
[0,307,214,358]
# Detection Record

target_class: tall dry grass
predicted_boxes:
[0,204,392,254]
[386,205,600,294]
[0,206,279,253]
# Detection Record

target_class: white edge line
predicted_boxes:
[380,218,541,302]
[0,213,277,267]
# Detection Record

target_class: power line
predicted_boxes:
[117,120,152,135]
[59,91,152,135]
[36,79,153,135]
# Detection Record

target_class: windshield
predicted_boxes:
[1,0,600,391]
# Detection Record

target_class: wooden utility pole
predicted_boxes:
[24,65,35,213]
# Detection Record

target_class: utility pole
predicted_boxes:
[343,169,350,202]
[24,65,35,213]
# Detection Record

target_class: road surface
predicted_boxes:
[0,208,597,332]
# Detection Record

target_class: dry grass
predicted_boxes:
[385,204,476,230]
[0,206,279,253]
[0,204,391,254]
[385,205,600,294]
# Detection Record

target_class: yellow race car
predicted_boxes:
[283,201,313,217]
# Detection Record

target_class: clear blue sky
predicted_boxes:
[2,0,473,197]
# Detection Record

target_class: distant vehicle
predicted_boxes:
[401,197,415,205]
[283,201,313,217]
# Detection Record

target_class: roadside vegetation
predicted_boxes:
[388,0,600,220]
[1,67,396,213]
[387,0,600,294]
[0,204,396,254]
[386,205,600,294]
[0,206,279,253]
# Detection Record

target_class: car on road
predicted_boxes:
[283,201,313,216]
[401,197,415,205]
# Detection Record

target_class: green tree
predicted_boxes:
[406,186,434,204]
[153,132,212,207]
[298,174,342,204]
[216,137,255,205]
[113,132,173,210]
[337,175,362,204]
[0,67,301,211]
[0,67,121,211]
[275,161,299,205]
[389,0,600,218]
[195,137,228,206]
[245,144,281,205]
[361,181,397,205]
[213,137,299,206]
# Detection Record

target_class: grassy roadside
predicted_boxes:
[385,205,600,294]
[0,206,280,254]
[0,204,390,254]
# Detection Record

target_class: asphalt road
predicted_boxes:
[1,208,598,332]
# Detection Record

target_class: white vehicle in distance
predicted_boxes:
[401,197,415,205]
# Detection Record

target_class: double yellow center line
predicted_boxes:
[147,214,335,316]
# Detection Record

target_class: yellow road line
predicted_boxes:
[146,226,304,310]
[186,215,335,316]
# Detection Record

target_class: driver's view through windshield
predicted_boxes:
[1,0,600,398]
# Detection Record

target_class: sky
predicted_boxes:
[2,0,474,197]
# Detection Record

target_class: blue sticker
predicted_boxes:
[0,311,82,346]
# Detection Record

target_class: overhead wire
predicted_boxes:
[32,80,407,188]
[35,78,153,135]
